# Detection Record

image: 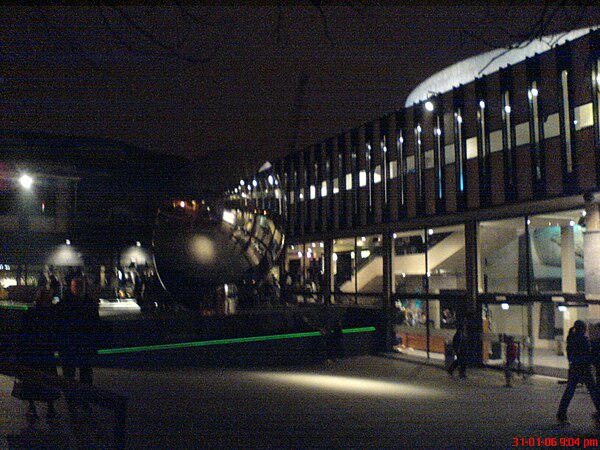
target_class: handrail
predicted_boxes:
[0,360,127,449]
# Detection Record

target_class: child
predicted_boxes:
[505,336,520,387]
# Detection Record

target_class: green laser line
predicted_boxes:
[0,304,29,311]
[98,326,376,355]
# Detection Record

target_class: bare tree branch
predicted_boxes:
[100,2,210,64]
[309,1,334,47]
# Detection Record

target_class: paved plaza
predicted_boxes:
[1,354,600,449]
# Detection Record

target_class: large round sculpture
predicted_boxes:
[152,165,285,310]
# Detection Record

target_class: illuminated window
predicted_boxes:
[389,160,397,179]
[321,181,327,197]
[309,185,316,200]
[359,170,367,187]
[333,178,339,194]
[373,165,381,184]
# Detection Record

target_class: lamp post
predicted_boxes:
[17,173,34,285]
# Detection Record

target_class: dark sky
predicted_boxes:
[1,4,599,191]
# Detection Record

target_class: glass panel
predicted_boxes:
[489,130,503,153]
[424,150,434,169]
[466,137,478,159]
[515,122,530,146]
[543,113,560,139]
[574,103,593,130]
[321,181,327,197]
[333,237,356,304]
[304,241,324,303]
[392,229,427,294]
[444,144,455,164]
[359,170,367,187]
[356,234,383,297]
[478,217,527,294]
[427,224,466,294]
[529,210,585,294]
[373,165,382,184]
[482,302,532,369]
[389,160,397,179]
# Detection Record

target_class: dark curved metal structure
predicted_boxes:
[152,165,286,310]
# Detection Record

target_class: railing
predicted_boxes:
[0,361,127,449]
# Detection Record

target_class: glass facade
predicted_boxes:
[267,29,600,373]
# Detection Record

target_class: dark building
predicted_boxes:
[0,130,190,297]
[237,27,600,372]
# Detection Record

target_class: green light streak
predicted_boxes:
[98,326,376,355]
[0,303,29,311]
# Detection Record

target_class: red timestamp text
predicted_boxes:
[512,437,599,447]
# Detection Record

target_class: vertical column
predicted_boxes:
[382,232,394,351]
[358,127,368,226]
[323,239,333,305]
[561,225,577,293]
[464,220,483,364]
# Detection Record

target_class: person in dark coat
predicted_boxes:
[58,268,99,387]
[557,320,600,426]
[13,292,60,422]
[447,320,468,378]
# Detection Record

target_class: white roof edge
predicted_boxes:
[405,27,596,108]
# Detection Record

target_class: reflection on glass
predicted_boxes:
[333,237,356,305]
[283,242,324,304]
[356,235,383,296]
[427,225,465,294]
[478,218,526,294]
[528,210,584,294]
[392,230,426,294]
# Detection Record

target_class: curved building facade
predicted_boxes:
[240,27,600,372]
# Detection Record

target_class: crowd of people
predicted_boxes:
[11,266,101,425]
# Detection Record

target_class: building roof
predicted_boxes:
[0,129,189,178]
[405,27,595,107]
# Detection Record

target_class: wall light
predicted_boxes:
[501,303,509,310]
[424,101,434,112]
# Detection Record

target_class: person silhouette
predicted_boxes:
[557,320,600,426]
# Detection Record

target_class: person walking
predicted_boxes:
[556,320,600,426]
[504,336,520,387]
[447,320,468,378]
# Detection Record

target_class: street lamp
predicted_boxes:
[19,174,33,189]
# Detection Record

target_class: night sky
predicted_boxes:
[1,4,599,191]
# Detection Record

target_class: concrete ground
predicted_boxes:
[1,354,600,449]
